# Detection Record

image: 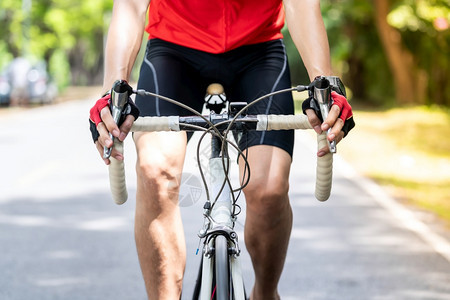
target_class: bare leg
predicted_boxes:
[134,131,187,300]
[239,145,293,300]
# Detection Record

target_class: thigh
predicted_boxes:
[133,131,187,186]
[238,145,292,203]
[135,39,209,144]
[134,40,205,178]
[229,40,295,158]
[135,39,206,117]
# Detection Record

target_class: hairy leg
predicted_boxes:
[134,131,188,300]
[239,145,293,300]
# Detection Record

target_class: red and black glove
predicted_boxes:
[302,77,355,137]
[89,93,140,143]
[330,91,354,137]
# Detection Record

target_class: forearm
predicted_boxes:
[284,0,332,80]
[102,0,149,93]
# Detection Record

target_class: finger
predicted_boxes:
[327,118,344,142]
[321,104,341,131]
[96,141,110,165]
[97,122,113,148]
[100,107,120,138]
[335,131,345,145]
[96,139,124,164]
[118,114,136,142]
[110,146,124,161]
[318,131,344,157]
[305,109,322,134]
[317,145,329,157]
[317,130,344,157]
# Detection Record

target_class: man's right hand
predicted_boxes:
[89,93,139,165]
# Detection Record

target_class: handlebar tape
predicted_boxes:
[256,115,312,130]
[131,116,180,132]
[315,132,333,201]
[108,140,128,205]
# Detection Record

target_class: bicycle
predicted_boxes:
[105,78,336,299]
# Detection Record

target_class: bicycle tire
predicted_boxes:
[214,235,231,300]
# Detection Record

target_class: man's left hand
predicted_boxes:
[305,91,355,157]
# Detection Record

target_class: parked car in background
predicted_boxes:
[0,72,10,106]
[0,57,57,106]
[26,61,58,105]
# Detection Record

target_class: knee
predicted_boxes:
[136,156,182,201]
[244,175,290,213]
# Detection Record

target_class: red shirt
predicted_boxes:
[146,0,285,54]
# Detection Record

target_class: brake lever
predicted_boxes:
[313,77,336,154]
[103,80,132,159]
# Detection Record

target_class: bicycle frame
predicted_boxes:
[195,133,246,300]
[105,80,337,300]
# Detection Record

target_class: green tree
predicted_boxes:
[285,0,395,105]
[286,0,449,106]
[321,0,395,105]
[0,0,112,88]
[386,0,450,105]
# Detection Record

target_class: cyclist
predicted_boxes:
[89,0,354,299]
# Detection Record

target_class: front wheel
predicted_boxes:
[214,235,231,300]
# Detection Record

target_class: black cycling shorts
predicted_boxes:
[135,38,295,157]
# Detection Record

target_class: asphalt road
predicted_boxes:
[1,98,450,300]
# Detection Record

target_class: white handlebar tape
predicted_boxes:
[131,116,180,132]
[315,132,333,201]
[109,140,128,205]
[256,114,313,130]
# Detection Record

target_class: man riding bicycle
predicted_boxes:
[89,0,354,299]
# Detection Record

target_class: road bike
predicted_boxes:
[105,78,336,299]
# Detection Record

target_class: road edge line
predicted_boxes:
[335,154,450,264]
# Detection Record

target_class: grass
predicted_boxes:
[372,176,450,222]
[295,94,450,227]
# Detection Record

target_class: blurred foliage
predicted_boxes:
[321,0,396,105]
[0,0,448,105]
[286,0,449,106]
[387,0,450,105]
[281,27,309,86]
[0,0,112,88]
